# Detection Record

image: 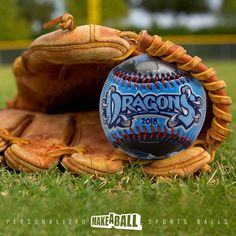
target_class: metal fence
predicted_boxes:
[0,35,236,64]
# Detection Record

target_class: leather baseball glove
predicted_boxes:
[0,13,232,177]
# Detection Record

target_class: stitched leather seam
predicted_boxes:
[30,42,128,54]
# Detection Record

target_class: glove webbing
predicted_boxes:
[119,31,232,163]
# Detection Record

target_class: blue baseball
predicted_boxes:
[99,54,206,160]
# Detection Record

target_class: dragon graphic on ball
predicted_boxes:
[99,54,206,160]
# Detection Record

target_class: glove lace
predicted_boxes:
[134,31,232,161]
[0,128,30,145]
[47,146,87,158]
[43,13,76,31]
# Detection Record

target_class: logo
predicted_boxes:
[91,212,142,231]
[102,85,203,130]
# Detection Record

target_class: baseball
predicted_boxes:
[99,54,206,160]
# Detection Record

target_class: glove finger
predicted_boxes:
[62,155,121,176]
[143,147,211,177]
[63,153,124,175]
[25,24,130,68]
[61,111,126,176]
[5,144,59,171]
[4,112,73,171]
[5,147,41,172]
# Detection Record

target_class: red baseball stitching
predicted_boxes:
[111,125,193,150]
[112,68,190,90]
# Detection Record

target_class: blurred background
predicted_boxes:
[0,0,236,63]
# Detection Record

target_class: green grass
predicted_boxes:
[0,61,236,236]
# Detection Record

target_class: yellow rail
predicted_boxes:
[0,34,236,50]
[163,34,236,45]
[87,0,101,25]
[0,40,32,50]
